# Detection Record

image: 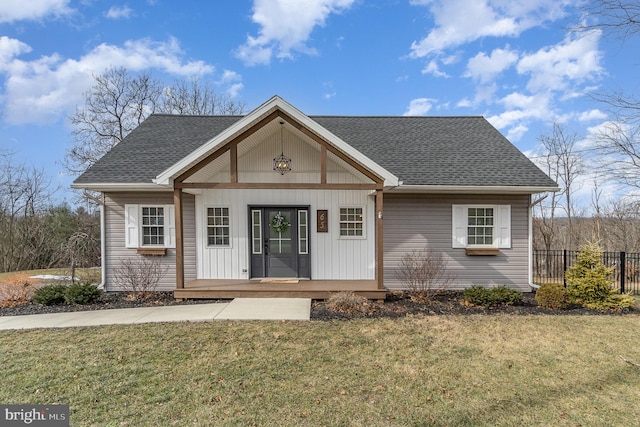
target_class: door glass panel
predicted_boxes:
[268,211,292,254]
[251,210,262,254]
[298,210,308,254]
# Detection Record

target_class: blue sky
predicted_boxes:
[1,0,638,205]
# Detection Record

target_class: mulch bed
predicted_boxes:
[0,290,634,320]
[311,291,636,320]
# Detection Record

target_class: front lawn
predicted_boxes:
[1,315,639,426]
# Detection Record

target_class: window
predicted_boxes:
[251,209,262,254]
[339,207,364,237]
[141,206,165,246]
[207,207,230,246]
[124,204,175,249]
[467,207,493,245]
[298,210,308,254]
[452,205,511,249]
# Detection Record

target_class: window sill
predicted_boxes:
[465,248,499,256]
[136,248,167,256]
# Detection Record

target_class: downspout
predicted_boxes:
[100,193,106,290]
[529,194,547,291]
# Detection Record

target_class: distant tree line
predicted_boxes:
[0,154,100,273]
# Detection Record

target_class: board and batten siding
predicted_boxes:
[104,192,196,291]
[383,194,531,291]
[196,188,375,280]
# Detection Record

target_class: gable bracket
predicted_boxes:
[174,110,281,184]
[277,110,385,184]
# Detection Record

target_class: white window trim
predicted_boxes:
[338,205,366,240]
[452,204,511,249]
[205,206,232,248]
[124,204,175,249]
[298,209,309,254]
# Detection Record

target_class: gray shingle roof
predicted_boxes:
[74,114,557,188]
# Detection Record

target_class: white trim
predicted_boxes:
[100,195,106,290]
[124,204,176,249]
[154,95,400,187]
[205,206,232,248]
[338,205,366,239]
[389,184,559,194]
[298,209,309,254]
[452,204,511,249]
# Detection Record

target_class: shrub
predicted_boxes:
[113,257,168,300]
[64,283,102,305]
[0,274,36,308]
[565,242,635,311]
[395,248,456,301]
[463,285,523,308]
[326,291,374,316]
[32,284,68,305]
[535,283,569,310]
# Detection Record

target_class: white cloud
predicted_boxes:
[403,98,435,116]
[517,30,603,93]
[506,124,528,141]
[105,5,134,20]
[0,37,217,124]
[0,0,71,23]
[487,92,553,129]
[218,70,243,98]
[0,37,31,69]
[422,60,449,78]
[464,47,518,84]
[578,109,607,122]
[409,0,570,58]
[235,0,355,66]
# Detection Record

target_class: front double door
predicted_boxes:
[249,206,310,279]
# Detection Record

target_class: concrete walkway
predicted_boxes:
[0,298,311,330]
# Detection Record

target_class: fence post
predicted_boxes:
[620,251,626,293]
[563,249,567,287]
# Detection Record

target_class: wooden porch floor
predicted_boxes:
[174,279,387,300]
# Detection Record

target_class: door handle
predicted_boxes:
[264,239,269,255]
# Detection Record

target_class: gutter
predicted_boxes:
[100,193,106,291]
[528,194,548,291]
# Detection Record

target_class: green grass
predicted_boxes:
[1,315,640,426]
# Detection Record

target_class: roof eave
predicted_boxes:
[71,182,171,192]
[388,184,560,194]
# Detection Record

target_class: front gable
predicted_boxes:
[182,120,373,185]
[154,95,399,189]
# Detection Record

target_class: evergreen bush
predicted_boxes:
[63,283,102,305]
[32,284,68,305]
[535,283,569,310]
[463,285,522,308]
[565,242,635,311]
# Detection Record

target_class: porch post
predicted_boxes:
[375,187,384,290]
[174,188,185,289]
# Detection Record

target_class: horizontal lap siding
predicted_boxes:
[104,192,196,292]
[384,194,530,291]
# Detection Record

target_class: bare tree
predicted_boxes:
[113,256,168,300]
[66,68,246,177]
[537,123,584,249]
[159,78,245,116]
[0,155,55,272]
[66,68,163,175]
[579,0,640,40]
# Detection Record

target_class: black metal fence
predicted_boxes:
[533,250,640,294]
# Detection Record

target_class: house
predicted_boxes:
[72,95,558,299]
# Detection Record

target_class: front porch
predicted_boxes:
[174,279,387,300]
